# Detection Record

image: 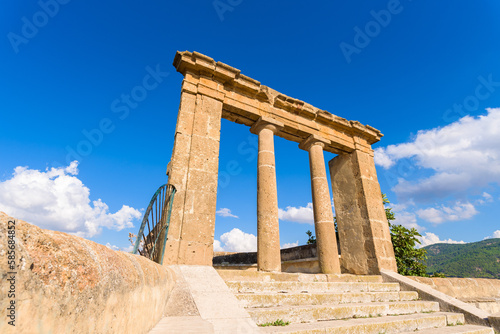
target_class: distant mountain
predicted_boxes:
[423,238,500,278]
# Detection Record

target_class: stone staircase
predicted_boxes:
[217,270,494,334]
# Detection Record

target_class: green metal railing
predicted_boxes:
[133,184,176,264]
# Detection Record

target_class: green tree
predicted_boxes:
[306,230,316,244]
[383,194,428,276]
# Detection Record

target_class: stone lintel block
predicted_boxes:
[349,120,383,144]
[199,75,220,90]
[214,61,241,82]
[173,51,197,75]
[299,134,331,151]
[250,116,284,135]
[315,109,334,122]
[181,80,197,95]
[196,84,225,102]
[191,51,216,75]
[273,95,317,120]
[299,104,317,120]
[234,73,261,95]
[173,51,384,146]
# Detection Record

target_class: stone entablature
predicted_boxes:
[173,51,382,156]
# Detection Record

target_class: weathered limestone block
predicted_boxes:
[0,212,176,334]
[300,135,341,274]
[250,116,283,272]
[329,149,397,275]
[166,87,223,266]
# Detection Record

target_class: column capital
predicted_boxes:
[299,134,330,151]
[250,116,284,135]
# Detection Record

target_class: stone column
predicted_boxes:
[329,149,397,275]
[299,135,341,274]
[250,117,284,272]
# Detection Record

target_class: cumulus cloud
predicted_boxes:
[390,203,425,231]
[105,243,120,251]
[477,192,494,205]
[375,108,500,201]
[213,239,224,252]
[374,148,396,169]
[122,245,134,253]
[279,203,314,225]
[216,208,239,218]
[484,230,500,240]
[418,232,466,248]
[281,241,299,249]
[214,228,257,252]
[416,202,477,224]
[0,161,141,237]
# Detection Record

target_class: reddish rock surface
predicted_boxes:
[0,212,176,333]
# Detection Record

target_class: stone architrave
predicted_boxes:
[329,149,398,275]
[299,135,341,274]
[250,116,284,272]
[165,51,397,273]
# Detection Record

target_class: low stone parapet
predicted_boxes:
[408,276,500,314]
[489,312,500,332]
[0,212,176,334]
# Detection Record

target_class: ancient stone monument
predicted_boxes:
[164,51,397,275]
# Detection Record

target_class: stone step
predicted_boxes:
[216,269,383,283]
[236,290,419,308]
[400,325,494,334]
[248,300,440,324]
[258,312,468,334]
[226,281,400,294]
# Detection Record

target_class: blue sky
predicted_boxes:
[1,0,500,252]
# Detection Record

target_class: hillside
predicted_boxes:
[424,238,500,278]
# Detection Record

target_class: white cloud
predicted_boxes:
[477,192,494,205]
[122,245,134,253]
[279,203,314,225]
[418,232,466,248]
[375,108,500,201]
[215,228,257,252]
[0,161,141,237]
[213,239,224,252]
[216,208,239,218]
[416,202,478,224]
[482,192,493,202]
[281,241,299,249]
[105,243,120,251]
[485,230,500,240]
[390,203,425,231]
[374,148,396,169]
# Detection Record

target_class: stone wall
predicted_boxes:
[408,276,500,314]
[213,244,318,265]
[0,212,176,334]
